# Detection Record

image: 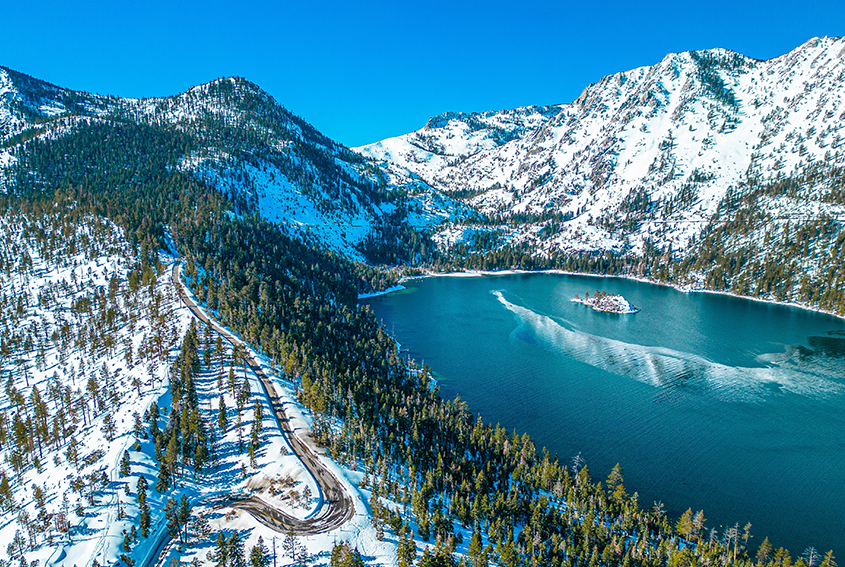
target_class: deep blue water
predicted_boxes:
[362,272,845,555]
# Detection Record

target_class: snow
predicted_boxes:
[357,36,845,260]
[181,154,376,262]
[0,213,393,567]
[571,293,639,314]
[0,214,191,567]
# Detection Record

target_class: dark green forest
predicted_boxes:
[1,98,839,567]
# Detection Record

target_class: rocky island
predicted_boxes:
[571,291,639,314]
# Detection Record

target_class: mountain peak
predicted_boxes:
[357,35,845,257]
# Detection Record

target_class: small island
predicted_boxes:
[571,290,639,314]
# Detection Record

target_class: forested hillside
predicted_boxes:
[361,36,845,316]
[0,52,840,567]
[423,162,845,316]
[0,66,470,264]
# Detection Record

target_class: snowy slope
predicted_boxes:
[0,213,388,567]
[358,36,845,256]
[0,208,473,567]
[0,212,192,567]
[154,78,474,260]
[0,71,471,262]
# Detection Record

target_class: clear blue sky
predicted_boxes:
[2,1,843,147]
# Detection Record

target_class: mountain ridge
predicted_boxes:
[3,36,845,313]
[357,35,845,254]
[0,68,473,263]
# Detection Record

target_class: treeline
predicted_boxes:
[2,97,835,566]
[432,163,845,316]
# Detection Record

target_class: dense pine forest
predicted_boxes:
[0,86,837,567]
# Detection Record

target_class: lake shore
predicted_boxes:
[360,267,845,322]
[359,267,845,555]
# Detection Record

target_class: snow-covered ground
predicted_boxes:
[0,210,472,567]
[358,36,845,258]
[0,213,191,567]
[179,153,383,262]
[571,292,639,314]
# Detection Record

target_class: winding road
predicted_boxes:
[145,263,354,566]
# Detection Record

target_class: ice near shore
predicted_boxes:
[571,292,639,314]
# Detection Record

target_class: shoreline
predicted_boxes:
[357,283,406,299]
[360,267,845,322]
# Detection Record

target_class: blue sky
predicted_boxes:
[2,1,843,146]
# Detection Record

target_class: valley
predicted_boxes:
[0,34,844,567]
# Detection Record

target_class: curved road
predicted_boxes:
[149,263,354,562]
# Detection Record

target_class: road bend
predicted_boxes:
[144,263,355,566]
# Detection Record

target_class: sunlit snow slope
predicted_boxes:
[0,69,472,262]
[358,36,845,256]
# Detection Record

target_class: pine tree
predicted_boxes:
[123,531,132,552]
[283,526,299,563]
[178,494,191,542]
[65,436,79,470]
[757,537,773,565]
[165,496,180,538]
[120,450,131,477]
[249,536,270,567]
[140,502,151,538]
[252,399,263,434]
[0,473,14,511]
[136,475,148,504]
[397,529,416,567]
[215,532,229,567]
[103,412,115,441]
[248,442,257,469]
[165,430,180,477]
[331,541,365,567]
[468,530,484,567]
[820,551,837,567]
[228,366,237,396]
[228,531,246,567]
[156,460,171,493]
[218,394,228,432]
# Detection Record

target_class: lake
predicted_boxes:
[361,272,845,555]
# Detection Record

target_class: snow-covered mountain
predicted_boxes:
[3,38,845,309]
[3,37,845,567]
[0,68,472,262]
[358,36,845,257]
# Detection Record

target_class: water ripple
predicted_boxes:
[493,291,845,403]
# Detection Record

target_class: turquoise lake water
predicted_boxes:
[361,272,845,555]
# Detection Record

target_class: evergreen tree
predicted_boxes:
[165,497,180,538]
[140,502,151,538]
[0,473,14,511]
[218,394,228,432]
[249,536,270,567]
[228,531,246,567]
[467,530,485,567]
[215,532,229,567]
[179,494,191,542]
[120,450,131,477]
[156,460,171,493]
[330,541,364,567]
